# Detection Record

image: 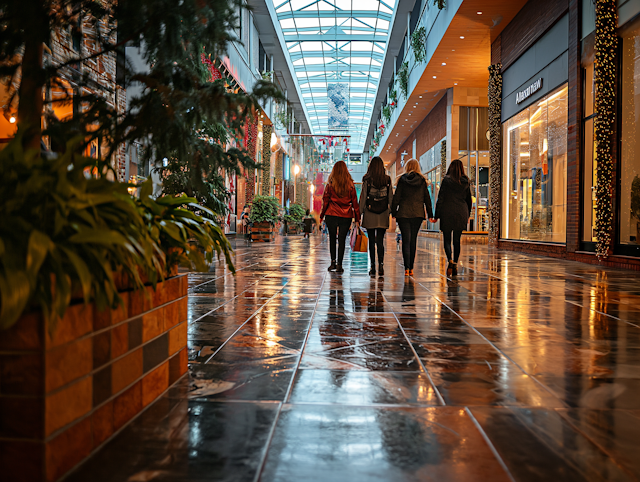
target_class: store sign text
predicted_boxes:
[516,78,542,104]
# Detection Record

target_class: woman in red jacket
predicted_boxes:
[320,161,360,273]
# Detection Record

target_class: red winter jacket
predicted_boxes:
[320,184,360,220]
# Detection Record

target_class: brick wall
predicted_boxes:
[48,15,127,180]
[0,275,188,482]
[394,94,447,170]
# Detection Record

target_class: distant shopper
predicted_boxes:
[391,159,433,276]
[395,225,402,251]
[433,159,472,276]
[359,156,392,277]
[320,161,360,273]
[302,209,315,239]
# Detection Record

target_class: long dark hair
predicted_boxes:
[446,159,466,184]
[328,160,354,197]
[363,156,388,187]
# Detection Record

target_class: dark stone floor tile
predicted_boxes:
[536,376,640,409]
[288,369,440,406]
[260,405,511,482]
[66,399,278,482]
[469,407,631,481]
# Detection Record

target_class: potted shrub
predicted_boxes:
[0,134,233,482]
[285,203,306,234]
[250,195,281,242]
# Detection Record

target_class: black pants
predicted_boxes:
[397,218,423,270]
[367,228,386,266]
[325,215,352,266]
[442,230,463,262]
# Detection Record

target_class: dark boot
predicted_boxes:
[446,261,453,276]
[369,268,376,276]
[451,262,458,276]
[378,263,384,276]
[328,261,337,272]
[336,264,344,274]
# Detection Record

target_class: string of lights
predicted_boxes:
[594,0,618,258]
[488,63,503,247]
[261,124,273,194]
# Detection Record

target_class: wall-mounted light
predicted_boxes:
[9,116,16,124]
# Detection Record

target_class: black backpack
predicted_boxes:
[366,179,390,214]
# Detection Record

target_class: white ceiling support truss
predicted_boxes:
[273,0,397,152]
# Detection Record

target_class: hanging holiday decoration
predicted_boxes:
[594,0,618,258]
[488,63,502,246]
[262,124,273,195]
[245,122,258,202]
[440,139,447,181]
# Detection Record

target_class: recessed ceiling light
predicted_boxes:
[454,82,458,85]
[442,62,446,66]
[477,11,482,14]
[419,95,423,98]
[402,125,404,126]
[433,76,437,79]
[405,119,408,121]
[460,36,464,39]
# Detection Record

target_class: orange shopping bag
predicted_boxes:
[353,227,368,253]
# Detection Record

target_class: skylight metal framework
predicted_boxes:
[273,0,396,152]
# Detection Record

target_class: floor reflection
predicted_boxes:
[67,235,640,481]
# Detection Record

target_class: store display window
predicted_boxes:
[501,84,568,243]
[620,20,640,248]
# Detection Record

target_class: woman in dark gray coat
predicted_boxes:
[391,159,433,276]
[433,159,472,276]
[359,156,393,277]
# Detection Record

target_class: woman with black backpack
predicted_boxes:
[359,156,393,277]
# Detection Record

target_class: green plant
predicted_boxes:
[411,26,427,63]
[383,105,392,123]
[262,70,274,81]
[250,195,281,224]
[433,0,446,9]
[284,204,306,228]
[0,133,232,332]
[398,61,409,99]
[389,87,398,104]
[275,105,292,130]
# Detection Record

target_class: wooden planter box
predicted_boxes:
[0,274,189,482]
[251,222,275,242]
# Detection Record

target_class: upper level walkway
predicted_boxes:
[68,235,640,481]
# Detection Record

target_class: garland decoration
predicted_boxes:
[262,124,273,195]
[594,0,618,258]
[411,26,427,64]
[245,122,258,202]
[383,104,392,123]
[398,61,409,99]
[488,63,502,246]
[433,0,446,9]
[440,139,447,180]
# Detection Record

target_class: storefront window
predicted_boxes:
[501,84,568,243]
[620,23,640,246]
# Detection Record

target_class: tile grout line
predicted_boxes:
[465,407,517,482]
[188,261,262,292]
[251,261,329,482]
[381,290,446,406]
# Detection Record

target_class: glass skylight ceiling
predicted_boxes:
[273,0,396,152]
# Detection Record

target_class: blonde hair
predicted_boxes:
[396,158,425,186]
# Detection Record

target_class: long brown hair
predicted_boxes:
[328,160,354,197]
[363,156,388,188]
[446,159,466,184]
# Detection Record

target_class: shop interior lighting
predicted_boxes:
[9,116,16,123]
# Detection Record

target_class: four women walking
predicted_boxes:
[433,159,472,276]
[391,159,433,276]
[320,156,470,278]
[359,156,393,277]
[320,160,360,274]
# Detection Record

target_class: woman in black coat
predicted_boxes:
[391,159,433,276]
[433,159,472,276]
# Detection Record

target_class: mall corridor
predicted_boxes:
[66,235,640,481]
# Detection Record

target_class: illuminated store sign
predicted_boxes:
[516,78,543,104]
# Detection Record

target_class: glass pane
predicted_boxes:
[501,85,568,242]
[582,117,596,242]
[620,27,640,245]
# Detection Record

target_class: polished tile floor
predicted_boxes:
[69,234,640,481]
